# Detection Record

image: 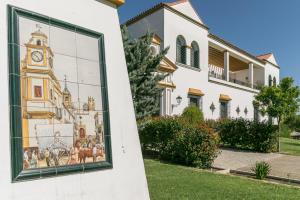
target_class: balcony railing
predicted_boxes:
[208,64,262,90]
[229,76,251,88]
[208,70,225,80]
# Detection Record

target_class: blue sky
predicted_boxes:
[119,0,300,86]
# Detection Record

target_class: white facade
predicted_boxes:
[126,0,280,120]
[0,0,150,200]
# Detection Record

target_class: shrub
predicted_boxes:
[251,161,271,180]
[218,118,277,152]
[181,105,204,126]
[248,121,278,152]
[138,117,181,153]
[161,123,219,168]
[138,117,219,168]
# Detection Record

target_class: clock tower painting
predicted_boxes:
[19,20,106,170]
[25,25,53,68]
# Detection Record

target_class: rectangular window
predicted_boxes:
[254,106,260,122]
[34,85,42,97]
[189,95,203,110]
[220,101,229,119]
[8,6,112,181]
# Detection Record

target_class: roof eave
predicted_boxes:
[106,0,125,7]
[208,33,265,65]
[123,3,209,30]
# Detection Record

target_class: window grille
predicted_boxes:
[191,41,200,68]
[176,35,186,64]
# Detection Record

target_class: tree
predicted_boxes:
[286,115,300,132]
[254,77,300,132]
[121,26,169,119]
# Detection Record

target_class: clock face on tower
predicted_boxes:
[31,51,44,62]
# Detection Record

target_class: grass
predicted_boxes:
[280,137,300,156]
[145,159,300,200]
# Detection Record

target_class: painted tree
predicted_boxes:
[121,26,169,119]
[254,77,300,132]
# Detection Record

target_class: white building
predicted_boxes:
[125,0,280,121]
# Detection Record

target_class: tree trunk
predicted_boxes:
[277,117,281,152]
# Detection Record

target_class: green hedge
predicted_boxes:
[217,118,277,152]
[138,117,219,168]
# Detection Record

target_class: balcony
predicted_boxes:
[208,45,265,91]
[208,64,263,91]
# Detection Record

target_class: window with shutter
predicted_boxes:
[191,41,199,68]
[176,35,186,64]
[268,75,272,87]
[273,77,277,86]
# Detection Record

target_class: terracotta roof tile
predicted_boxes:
[256,53,272,61]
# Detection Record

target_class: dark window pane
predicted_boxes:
[190,97,199,107]
[220,102,228,119]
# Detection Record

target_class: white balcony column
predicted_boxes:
[224,50,230,81]
[248,62,254,88]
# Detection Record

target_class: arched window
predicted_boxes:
[36,40,41,46]
[191,41,200,68]
[268,75,272,87]
[273,77,277,86]
[176,35,186,64]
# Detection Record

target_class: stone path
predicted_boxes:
[213,148,300,180]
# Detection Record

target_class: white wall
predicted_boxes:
[253,66,265,85]
[170,2,203,23]
[164,8,209,71]
[0,0,149,199]
[163,8,258,120]
[172,65,258,120]
[264,62,280,86]
[233,69,249,82]
[127,9,164,42]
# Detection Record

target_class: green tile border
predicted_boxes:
[8,5,113,182]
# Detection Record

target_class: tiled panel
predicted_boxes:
[77,58,101,86]
[21,114,55,138]
[52,54,78,83]
[76,33,99,61]
[56,79,79,104]
[22,136,74,169]
[78,83,103,111]
[10,7,110,178]
[18,16,50,47]
[49,25,76,57]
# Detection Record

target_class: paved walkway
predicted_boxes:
[213,148,300,180]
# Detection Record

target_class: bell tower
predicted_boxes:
[22,24,54,70]
[63,75,73,109]
[88,97,96,111]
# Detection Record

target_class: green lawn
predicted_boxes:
[145,159,300,200]
[280,137,300,156]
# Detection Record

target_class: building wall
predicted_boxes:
[171,65,258,120]
[264,62,280,86]
[127,9,164,42]
[163,8,259,120]
[127,6,279,122]
[164,8,209,71]
[0,0,149,199]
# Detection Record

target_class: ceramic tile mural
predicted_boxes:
[18,16,106,170]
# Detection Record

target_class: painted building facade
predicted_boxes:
[125,0,280,121]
